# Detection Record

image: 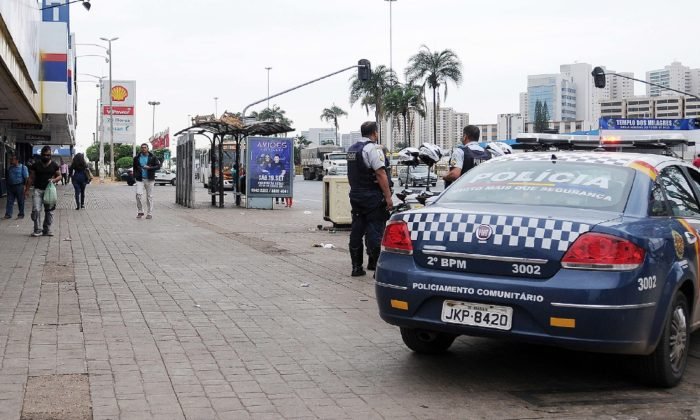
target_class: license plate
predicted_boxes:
[441,300,512,330]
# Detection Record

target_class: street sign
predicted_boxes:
[164,151,170,161]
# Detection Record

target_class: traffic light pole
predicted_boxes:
[593,67,700,100]
[241,61,371,119]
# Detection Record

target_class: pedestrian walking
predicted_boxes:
[60,160,69,185]
[69,153,92,210]
[285,196,293,208]
[4,154,28,219]
[132,143,161,219]
[25,145,61,236]
[346,121,393,277]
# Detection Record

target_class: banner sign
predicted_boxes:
[150,128,170,149]
[101,80,136,144]
[246,137,294,197]
[599,118,696,131]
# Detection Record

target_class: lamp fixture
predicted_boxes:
[41,0,91,11]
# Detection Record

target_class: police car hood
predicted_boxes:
[394,203,622,278]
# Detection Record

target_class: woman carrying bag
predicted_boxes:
[69,153,92,210]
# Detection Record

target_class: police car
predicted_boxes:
[375,144,700,387]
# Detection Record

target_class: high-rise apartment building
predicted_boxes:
[560,63,597,123]
[301,128,336,146]
[646,61,700,97]
[519,92,529,123]
[414,105,469,150]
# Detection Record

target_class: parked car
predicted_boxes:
[398,165,437,187]
[118,167,135,186]
[154,170,176,186]
[377,151,700,387]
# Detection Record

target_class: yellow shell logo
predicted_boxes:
[672,230,684,260]
[111,85,129,102]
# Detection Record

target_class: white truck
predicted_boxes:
[322,152,348,177]
[301,145,344,180]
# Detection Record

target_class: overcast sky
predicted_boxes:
[71,0,699,151]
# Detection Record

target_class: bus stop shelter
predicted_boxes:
[175,117,293,207]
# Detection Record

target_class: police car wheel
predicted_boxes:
[171,179,176,186]
[639,291,690,387]
[400,327,456,354]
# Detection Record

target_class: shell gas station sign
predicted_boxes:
[101,80,136,144]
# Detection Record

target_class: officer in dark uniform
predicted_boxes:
[443,125,491,187]
[347,121,393,277]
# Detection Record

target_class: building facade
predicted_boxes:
[646,61,700,97]
[0,0,77,195]
[526,74,577,122]
[497,113,523,140]
[301,127,336,146]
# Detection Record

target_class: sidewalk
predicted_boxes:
[0,182,388,420]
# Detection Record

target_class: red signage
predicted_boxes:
[102,106,134,115]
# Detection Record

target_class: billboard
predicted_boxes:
[101,80,136,144]
[150,128,170,149]
[246,137,294,198]
[599,118,698,131]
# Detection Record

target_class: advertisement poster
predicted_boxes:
[101,80,136,144]
[599,118,696,131]
[246,137,294,197]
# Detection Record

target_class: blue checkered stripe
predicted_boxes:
[500,153,631,166]
[401,213,591,251]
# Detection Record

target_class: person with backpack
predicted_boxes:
[4,154,29,219]
[69,153,92,210]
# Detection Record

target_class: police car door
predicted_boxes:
[658,165,700,329]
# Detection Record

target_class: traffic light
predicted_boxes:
[591,66,606,89]
[358,59,371,82]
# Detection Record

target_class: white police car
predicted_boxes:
[375,150,700,387]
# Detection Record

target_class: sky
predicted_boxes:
[71,0,700,152]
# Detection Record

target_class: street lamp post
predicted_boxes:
[385,0,397,151]
[100,36,118,179]
[148,101,160,139]
[78,72,106,180]
[214,97,219,117]
[265,67,272,109]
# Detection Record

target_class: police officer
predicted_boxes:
[347,121,393,277]
[443,125,491,188]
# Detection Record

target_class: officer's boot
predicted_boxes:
[366,247,381,271]
[350,247,366,277]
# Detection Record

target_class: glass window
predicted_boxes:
[657,166,700,217]
[439,161,634,212]
[649,182,671,217]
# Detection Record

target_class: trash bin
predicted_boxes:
[323,176,351,226]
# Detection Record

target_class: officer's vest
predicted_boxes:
[458,143,491,176]
[347,140,378,191]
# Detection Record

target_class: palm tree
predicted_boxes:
[383,83,425,149]
[349,65,397,143]
[405,45,463,144]
[319,105,348,146]
[254,105,293,136]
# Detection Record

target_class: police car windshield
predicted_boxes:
[440,160,634,212]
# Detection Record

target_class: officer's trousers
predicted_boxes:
[349,205,389,251]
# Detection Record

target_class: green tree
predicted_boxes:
[115,144,134,161]
[320,104,348,146]
[349,65,397,143]
[116,156,132,169]
[252,105,293,136]
[383,83,425,149]
[293,135,311,165]
[405,45,463,144]
[534,100,550,133]
[152,148,171,162]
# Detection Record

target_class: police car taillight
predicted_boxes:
[382,221,413,255]
[561,232,644,271]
